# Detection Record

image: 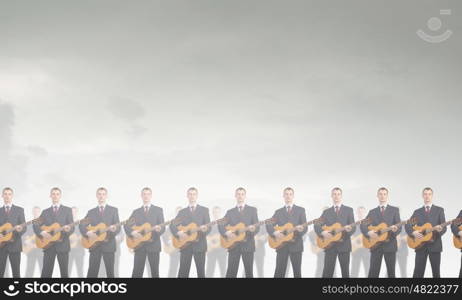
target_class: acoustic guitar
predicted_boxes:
[221,218,275,249]
[268,218,323,249]
[81,218,134,249]
[362,217,417,249]
[0,218,42,247]
[172,218,227,249]
[407,218,462,249]
[316,218,371,249]
[126,218,181,249]
[452,219,462,249]
[36,218,88,249]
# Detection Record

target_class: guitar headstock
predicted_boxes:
[407,217,418,226]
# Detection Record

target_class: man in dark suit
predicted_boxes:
[314,187,355,278]
[34,187,74,278]
[170,187,211,278]
[219,187,259,278]
[451,209,462,277]
[79,187,120,278]
[124,187,165,277]
[266,187,307,278]
[0,187,26,278]
[405,187,446,278]
[360,187,401,278]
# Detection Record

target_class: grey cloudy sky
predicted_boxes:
[0,0,461,276]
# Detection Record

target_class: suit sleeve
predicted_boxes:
[79,212,90,238]
[124,210,135,236]
[169,211,180,238]
[451,210,462,235]
[298,208,308,236]
[218,211,229,236]
[203,208,211,235]
[266,211,277,237]
[314,211,325,237]
[33,211,45,237]
[67,208,75,235]
[344,208,355,237]
[405,210,416,236]
[360,211,371,237]
[158,208,166,235]
[438,207,447,236]
[393,208,402,235]
[112,208,121,236]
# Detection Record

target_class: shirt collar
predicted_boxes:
[424,204,432,209]
[52,204,60,209]
[98,204,106,209]
[379,204,388,209]
[4,204,12,209]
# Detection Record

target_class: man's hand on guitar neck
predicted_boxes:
[199,225,208,232]
[434,225,443,232]
[295,225,304,232]
[108,225,117,232]
[248,225,256,232]
[344,225,352,232]
[15,225,23,232]
[390,225,398,232]
[63,225,71,232]
[153,225,162,232]
[87,230,97,239]
[321,231,333,239]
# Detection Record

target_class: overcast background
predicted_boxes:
[0,0,461,277]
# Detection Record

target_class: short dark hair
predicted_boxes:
[96,187,108,193]
[283,187,294,193]
[50,187,62,194]
[422,187,433,193]
[2,187,13,194]
[331,187,342,194]
[235,187,246,193]
[187,187,198,193]
[141,187,152,193]
[377,187,389,193]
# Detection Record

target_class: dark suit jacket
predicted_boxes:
[169,205,211,252]
[360,205,401,252]
[218,205,260,253]
[33,205,74,253]
[451,210,462,252]
[314,205,355,253]
[405,205,446,252]
[0,205,26,252]
[79,205,120,253]
[124,205,165,252]
[266,205,307,253]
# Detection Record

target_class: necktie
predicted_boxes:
[239,206,243,213]
[380,206,385,216]
[53,206,58,214]
[335,206,339,216]
[425,206,430,214]
[144,206,148,214]
[5,206,10,215]
[99,206,104,216]
[190,206,195,213]
[287,206,292,214]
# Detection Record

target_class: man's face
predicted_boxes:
[283,189,294,205]
[235,190,246,205]
[331,190,342,205]
[96,190,108,205]
[2,190,13,205]
[377,190,388,204]
[50,190,62,204]
[141,190,152,205]
[423,190,433,205]
[187,190,198,205]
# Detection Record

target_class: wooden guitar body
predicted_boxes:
[362,223,390,249]
[0,223,14,246]
[316,223,344,249]
[81,223,108,249]
[126,223,153,249]
[268,223,295,249]
[407,223,434,249]
[453,225,462,249]
[36,223,63,249]
[220,223,247,249]
[172,223,199,249]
